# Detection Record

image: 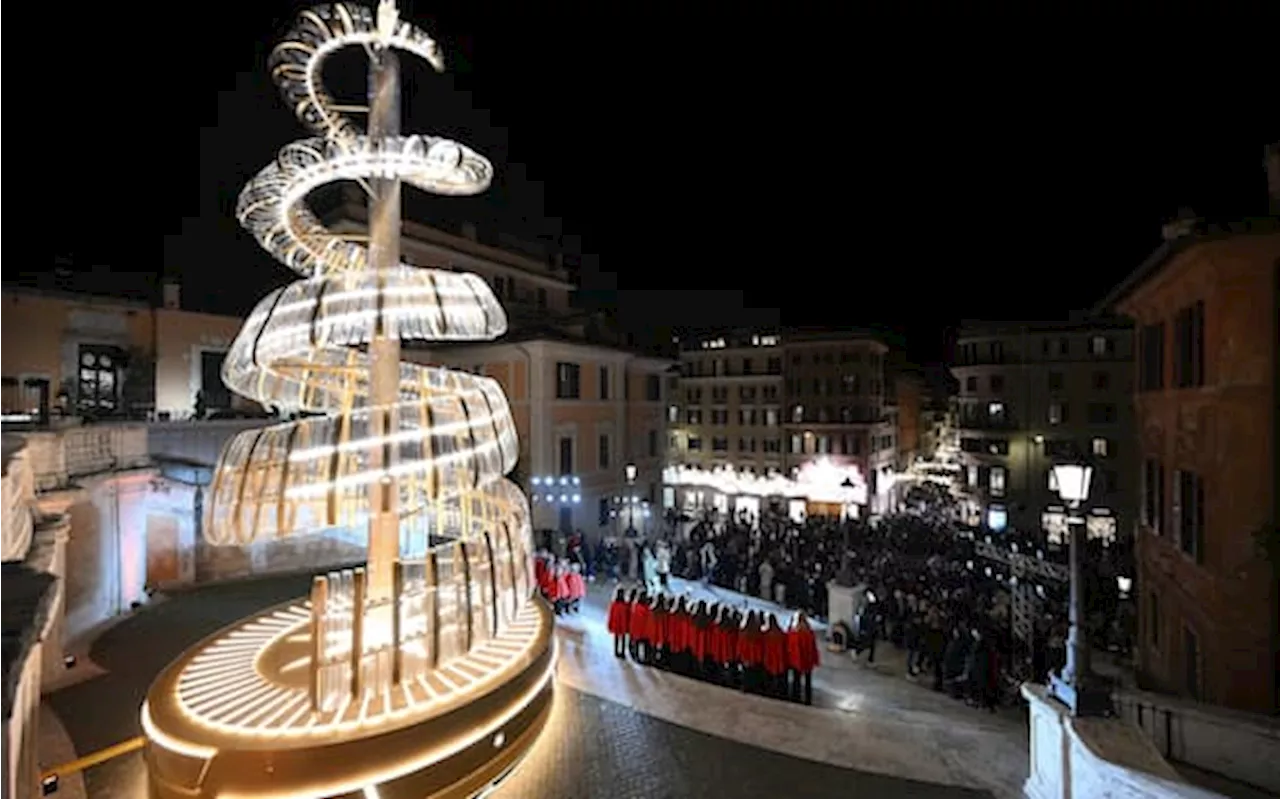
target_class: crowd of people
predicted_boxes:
[535,481,1131,713]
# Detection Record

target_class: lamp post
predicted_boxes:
[1048,462,1110,716]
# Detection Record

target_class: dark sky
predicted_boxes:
[26,3,1280,365]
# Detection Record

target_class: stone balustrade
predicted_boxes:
[1114,687,1280,795]
[21,424,150,491]
[2,436,36,562]
[1023,683,1224,799]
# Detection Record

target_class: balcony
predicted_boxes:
[18,424,150,491]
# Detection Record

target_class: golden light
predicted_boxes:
[140,4,553,797]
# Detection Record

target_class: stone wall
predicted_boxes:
[195,532,366,584]
[1114,687,1280,794]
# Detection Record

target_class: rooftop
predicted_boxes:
[1093,216,1280,314]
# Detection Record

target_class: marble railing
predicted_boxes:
[21,424,150,491]
[1023,683,1222,799]
[1114,688,1280,795]
[2,436,35,562]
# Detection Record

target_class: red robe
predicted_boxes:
[737,629,763,668]
[717,622,738,664]
[648,609,669,649]
[567,572,586,600]
[669,611,690,653]
[553,572,570,602]
[534,558,548,587]
[691,621,710,660]
[763,627,788,676]
[607,598,631,636]
[786,625,820,673]
[629,602,651,644]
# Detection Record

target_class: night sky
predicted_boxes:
[26,3,1280,366]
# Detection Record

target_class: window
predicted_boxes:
[598,366,610,400]
[536,287,548,308]
[1047,469,1058,492]
[1091,437,1109,457]
[1090,335,1112,356]
[1048,402,1067,425]
[791,405,804,423]
[989,466,1006,497]
[738,408,757,426]
[686,388,702,404]
[645,375,661,401]
[648,429,658,457]
[1142,459,1164,534]
[598,434,610,469]
[78,345,123,413]
[742,358,754,375]
[1057,338,1069,356]
[555,362,581,399]
[986,505,1008,532]
[965,376,977,392]
[1149,592,1160,647]
[1173,300,1206,388]
[1139,322,1166,392]
[1175,470,1205,563]
[988,401,1006,423]
[1048,372,1064,391]
[667,405,678,423]
[1087,403,1117,424]
[711,409,728,426]
[763,438,781,453]
[790,434,802,454]
[687,436,702,451]
[1092,371,1110,390]
[739,386,756,402]
[989,374,1004,392]
[711,386,728,403]
[558,437,573,475]
[711,437,729,452]
[766,357,782,374]
[1184,626,1201,700]
[686,409,701,425]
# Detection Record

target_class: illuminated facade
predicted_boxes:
[1098,211,1279,714]
[0,283,256,422]
[668,329,896,516]
[141,5,553,797]
[951,320,1136,543]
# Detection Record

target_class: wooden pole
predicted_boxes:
[309,575,328,712]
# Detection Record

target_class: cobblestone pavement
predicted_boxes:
[44,573,995,798]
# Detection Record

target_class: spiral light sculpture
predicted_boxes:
[142,5,554,797]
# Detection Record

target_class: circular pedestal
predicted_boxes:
[142,598,555,799]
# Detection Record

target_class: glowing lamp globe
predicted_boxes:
[1052,463,1093,504]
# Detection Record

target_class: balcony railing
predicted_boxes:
[2,436,36,561]
[19,424,150,491]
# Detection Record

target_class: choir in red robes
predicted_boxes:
[648,596,670,666]
[762,613,789,697]
[737,611,765,692]
[553,564,571,615]
[565,564,586,613]
[691,601,712,674]
[607,587,631,658]
[787,613,820,705]
[628,592,651,661]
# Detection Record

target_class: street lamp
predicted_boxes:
[1048,461,1109,716]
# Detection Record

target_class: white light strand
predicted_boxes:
[204,3,528,551]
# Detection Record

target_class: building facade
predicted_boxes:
[413,337,672,540]
[1,284,253,422]
[667,331,786,476]
[950,320,1136,543]
[666,329,896,517]
[1098,219,1279,715]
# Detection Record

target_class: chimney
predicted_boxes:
[1266,142,1280,216]
[162,279,181,310]
[1161,206,1200,242]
